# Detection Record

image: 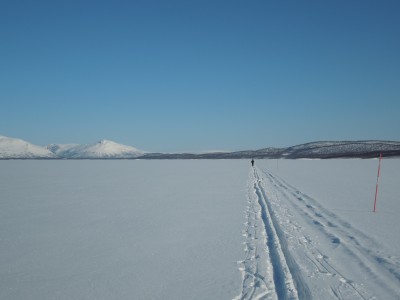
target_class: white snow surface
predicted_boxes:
[1,159,399,299]
[0,135,54,158]
[240,159,400,299]
[0,160,246,299]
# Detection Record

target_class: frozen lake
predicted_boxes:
[0,160,248,299]
[1,159,399,299]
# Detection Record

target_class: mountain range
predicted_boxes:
[0,136,143,159]
[1,135,400,159]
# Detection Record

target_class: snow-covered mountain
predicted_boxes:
[46,143,80,157]
[0,135,145,159]
[1,135,400,159]
[0,136,54,158]
[142,140,400,159]
[280,140,400,158]
[46,140,145,158]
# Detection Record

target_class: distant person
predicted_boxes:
[251,159,254,167]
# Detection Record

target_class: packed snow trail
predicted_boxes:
[236,168,311,300]
[235,169,277,300]
[237,166,400,300]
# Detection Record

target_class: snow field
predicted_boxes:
[1,158,399,299]
[0,160,248,299]
[248,159,400,299]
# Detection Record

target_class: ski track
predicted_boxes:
[260,167,400,299]
[236,167,400,300]
[235,169,277,300]
[236,168,311,300]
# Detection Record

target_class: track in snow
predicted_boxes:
[260,168,400,299]
[237,166,400,300]
[235,169,276,299]
[236,168,311,300]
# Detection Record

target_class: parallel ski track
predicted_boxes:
[237,168,312,300]
[236,169,276,300]
[254,168,312,300]
[261,168,400,299]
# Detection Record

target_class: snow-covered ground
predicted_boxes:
[0,160,246,299]
[240,159,400,299]
[1,159,399,299]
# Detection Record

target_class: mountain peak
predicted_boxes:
[46,139,145,158]
[0,135,54,158]
[98,139,112,144]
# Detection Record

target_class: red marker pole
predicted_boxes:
[373,153,382,213]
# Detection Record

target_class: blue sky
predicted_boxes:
[1,0,399,152]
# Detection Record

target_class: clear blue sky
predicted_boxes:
[1,0,399,152]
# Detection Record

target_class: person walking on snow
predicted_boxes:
[251,159,254,167]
